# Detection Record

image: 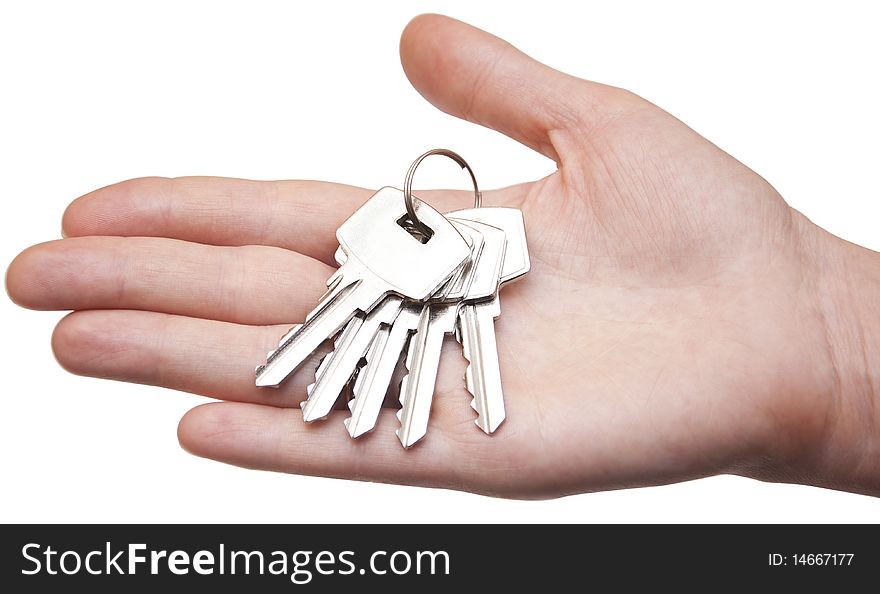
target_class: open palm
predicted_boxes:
[6,15,841,498]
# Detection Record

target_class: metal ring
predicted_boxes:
[403,149,482,238]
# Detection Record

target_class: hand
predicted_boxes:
[7,14,879,499]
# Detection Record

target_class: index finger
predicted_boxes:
[62,177,371,266]
[62,176,488,266]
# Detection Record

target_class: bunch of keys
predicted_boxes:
[255,149,530,448]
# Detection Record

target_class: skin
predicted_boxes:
[5,14,880,499]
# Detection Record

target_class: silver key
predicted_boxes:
[301,295,402,421]
[343,302,416,438]
[255,187,471,388]
[397,219,507,448]
[449,207,530,434]
[450,208,530,286]
[317,228,474,436]
[339,221,486,437]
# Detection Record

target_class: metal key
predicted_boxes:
[342,301,414,437]
[397,219,507,448]
[449,207,530,434]
[300,295,402,421]
[450,208,530,286]
[302,221,485,423]
[254,187,472,388]
[339,220,486,437]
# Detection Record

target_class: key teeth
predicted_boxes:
[396,370,410,417]
[465,374,489,433]
[395,324,432,449]
[460,332,488,432]
[395,377,418,449]
[460,330,505,435]
[255,323,302,383]
[344,354,374,439]
[277,324,302,348]
[395,341,413,422]
[463,359,504,434]
[347,370,369,438]
[305,332,342,387]
[255,362,281,387]
[254,364,281,388]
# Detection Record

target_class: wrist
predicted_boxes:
[785,219,880,495]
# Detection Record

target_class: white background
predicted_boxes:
[1,0,878,523]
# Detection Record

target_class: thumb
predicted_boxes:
[400,14,629,163]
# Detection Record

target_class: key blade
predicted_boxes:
[346,303,420,438]
[257,323,302,377]
[306,352,331,397]
[396,304,456,448]
[301,314,365,421]
[345,325,391,437]
[458,300,506,434]
[303,296,404,422]
[257,188,473,392]
[255,277,380,387]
